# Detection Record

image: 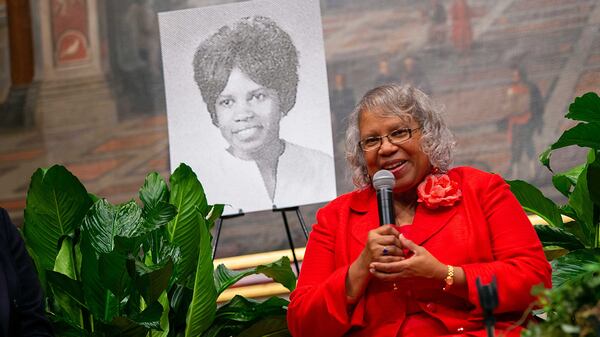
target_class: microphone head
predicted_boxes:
[372,170,395,190]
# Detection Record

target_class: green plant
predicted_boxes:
[506,92,600,335]
[23,163,296,337]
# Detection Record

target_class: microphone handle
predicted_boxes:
[377,188,395,226]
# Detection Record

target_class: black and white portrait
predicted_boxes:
[159,0,336,215]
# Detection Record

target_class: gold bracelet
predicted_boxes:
[443,265,454,291]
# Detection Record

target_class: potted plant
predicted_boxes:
[506,92,600,336]
[22,163,296,336]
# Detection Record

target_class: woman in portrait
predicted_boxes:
[192,16,334,208]
[287,84,551,336]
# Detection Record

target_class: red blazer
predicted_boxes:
[287,167,551,337]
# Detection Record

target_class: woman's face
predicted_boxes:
[215,67,282,159]
[359,110,431,193]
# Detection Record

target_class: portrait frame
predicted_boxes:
[159,0,336,216]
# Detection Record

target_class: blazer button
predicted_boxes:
[426,302,437,312]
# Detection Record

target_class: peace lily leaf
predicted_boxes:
[205,204,225,231]
[110,316,151,337]
[99,251,131,300]
[24,165,92,274]
[540,123,600,170]
[128,300,164,330]
[140,173,177,233]
[47,270,86,326]
[506,180,564,228]
[568,166,595,247]
[51,238,83,323]
[587,155,600,207]
[565,92,600,122]
[551,164,584,198]
[213,295,288,323]
[142,201,177,234]
[168,164,206,284]
[149,291,170,337]
[185,211,216,337]
[140,172,170,208]
[53,236,78,279]
[237,315,290,337]
[80,231,120,322]
[47,312,90,337]
[82,199,143,254]
[203,296,289,337]
[214,256,296,296]
[551,248,600,289]
[129,259,173,304]
[534,225,585,251]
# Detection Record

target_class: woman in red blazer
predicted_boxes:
[287,84,551,336]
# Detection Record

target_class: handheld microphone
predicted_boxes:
[372,170,396,226]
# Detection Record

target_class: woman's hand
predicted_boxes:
[369,234,447,281]
[345,225,404,302]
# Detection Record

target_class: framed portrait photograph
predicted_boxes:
[159,0,336,215]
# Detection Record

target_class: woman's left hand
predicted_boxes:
[369,234,447,281]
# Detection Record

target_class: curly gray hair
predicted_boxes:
[345,84,455,188]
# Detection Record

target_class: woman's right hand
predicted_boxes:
[345,225,404,303]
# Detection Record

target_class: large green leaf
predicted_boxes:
[185,210,217,337]
[99,251,131,300]
[534,224,585,250]
[506,180,564,228]
[588,153,600,208]
[140,173,177,233]
[140,172,170,208]
[204,296,289,337]
[82,199,144,254]
[149,291,170,337]
[237,316,290,337]
[540,122,600,170]
[552,164,584,198]
[168,164,206,284]
[79,230,120,322]
[568,166,595,247]
[565,92,600,122]
[214,256,296,296]
[23,165,93,274]
[551,248,600,289]
[205,204,225,232]
[129,258,173,304]
[51,238,83,324]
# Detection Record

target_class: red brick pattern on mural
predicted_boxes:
[92,131,166,154]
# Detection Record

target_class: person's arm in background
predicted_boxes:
[0,208,53,336]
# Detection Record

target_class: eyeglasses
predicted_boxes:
[359,127,420,152]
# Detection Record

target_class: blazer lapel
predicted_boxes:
[348,188,379,246]
[346,188,460,247]
[407,204,458,246]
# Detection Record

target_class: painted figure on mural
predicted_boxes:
[428,0,447,45]
[401,56,432,95]
[503,65,545,179]
[109,0,162,117]
[329,72,356,193]
[374,58,400,87]
[450,0,472,54]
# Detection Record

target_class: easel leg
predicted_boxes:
[295,207,309,240]
[212,217,223,260]
[281,210,301,274]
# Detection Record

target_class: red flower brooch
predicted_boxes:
[417,173,462,209]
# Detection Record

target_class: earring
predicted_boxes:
[431,166,440,175]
